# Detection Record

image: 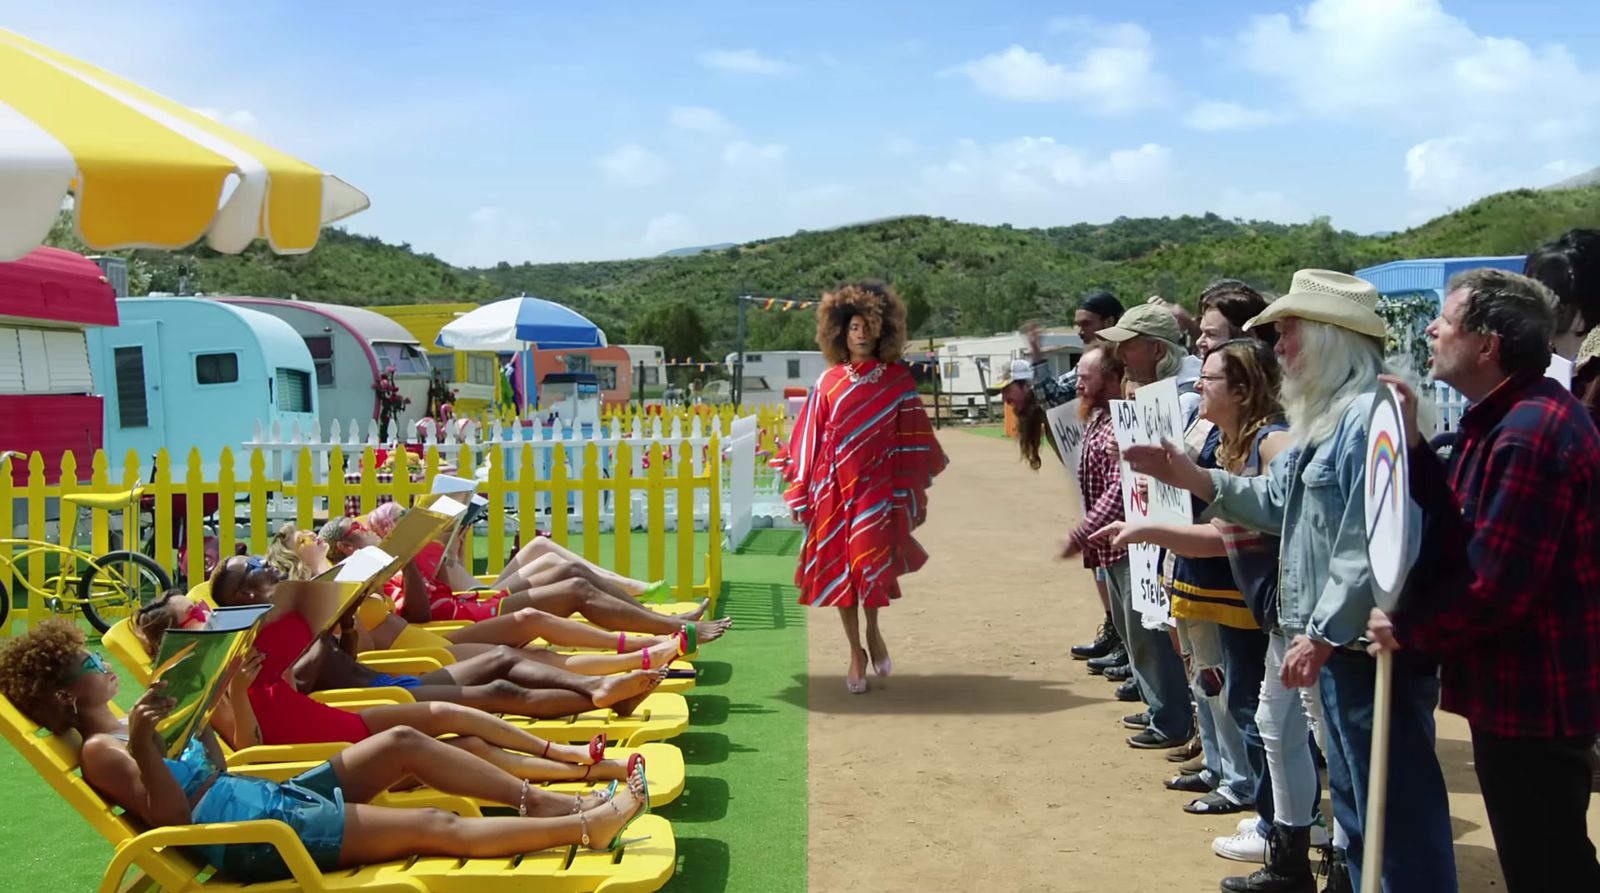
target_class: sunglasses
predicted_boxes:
[64,651,112,683]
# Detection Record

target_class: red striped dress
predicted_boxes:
[781,361,947,608]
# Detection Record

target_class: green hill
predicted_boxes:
[45,185,1600,358]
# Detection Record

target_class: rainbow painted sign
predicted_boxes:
[1364,383,1412,612]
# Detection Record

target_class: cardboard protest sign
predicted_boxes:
[1110,399,1166,629]
[1364,382,1411,612]
[1044,399,1086,513]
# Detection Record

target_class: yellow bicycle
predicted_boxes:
[0,484,172,634]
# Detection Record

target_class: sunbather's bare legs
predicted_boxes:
[491,538,651,597]
[490,578,731,642]
[407,665,666,716]
[445,608,673,652]
[449,736,639,783]
[335,747,647,867]
[512,637,683,676]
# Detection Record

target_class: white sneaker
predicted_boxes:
[1213,819,1331,862]
[1212,823,1265,862]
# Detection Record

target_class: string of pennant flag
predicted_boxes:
[739,294,816,311]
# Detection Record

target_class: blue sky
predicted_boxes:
[7,1,1597,265]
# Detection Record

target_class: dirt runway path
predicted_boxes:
[805,428,1597,893]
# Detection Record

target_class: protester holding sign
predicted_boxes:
[1366,270,1600,893]
[1125,270,1454,893]
[1015,320,1120,664]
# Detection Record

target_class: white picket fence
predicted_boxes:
[242,415,766,540]
[1431,383,1470,435]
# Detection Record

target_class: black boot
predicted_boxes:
[1071,614,1119,660]
[1086,645,1128,675]
[1318,847,1352,893]
[1220,824,1315,893]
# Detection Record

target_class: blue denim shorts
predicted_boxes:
[191,762,347,882]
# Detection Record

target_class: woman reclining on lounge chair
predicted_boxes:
[132,596,654,792]
[318,512,732,644]
[203,558,671,722]
[0,621,649,885]
[268,525,698,668]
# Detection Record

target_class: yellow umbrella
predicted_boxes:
[0,28,369,262]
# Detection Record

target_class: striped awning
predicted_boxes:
[0,28,369,262]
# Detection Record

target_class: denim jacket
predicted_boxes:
[1203,391,1377,647]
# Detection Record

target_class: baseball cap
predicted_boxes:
[1080,291,1124,319]
[990,358,1035,391]
[1096,302,1184,344]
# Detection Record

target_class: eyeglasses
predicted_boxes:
[64,651,112,683]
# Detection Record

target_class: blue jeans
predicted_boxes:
[1105,559,1192,741]
[1217,623,1271,822]
[1319,649,1456,892]
[1179,618,1253,803]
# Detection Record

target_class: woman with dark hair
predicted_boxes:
[781,281,947,693]
[1524,228,1600,361]
[1196,279,1275,356]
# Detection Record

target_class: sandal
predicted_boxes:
[588,734,606,764]
[1184,791,1249,815]
[581,754,652,852]
[1164,773,1214,794]
[846,648,868,694]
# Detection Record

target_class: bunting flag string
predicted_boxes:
[741,294,817,312]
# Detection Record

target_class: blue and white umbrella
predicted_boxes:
[435,294,606,352]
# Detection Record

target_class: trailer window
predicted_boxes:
[113,346,149,428]
[195,352,239,385]
[275,368,313,413]
[468,354,498,385]
[304,335,334,386]
[596,365,617,390]
[786,359,801,379]
[373,342,430,376]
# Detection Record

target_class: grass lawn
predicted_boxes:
[0,529,808,893]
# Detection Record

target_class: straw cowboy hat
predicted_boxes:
[1247,269,1387,340]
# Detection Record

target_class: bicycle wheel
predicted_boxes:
[77,551,172,633]
[0,576,9,633]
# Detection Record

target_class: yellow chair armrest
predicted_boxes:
[418,620,472,633]
[102,820,433,893]
[361,646,455,666]
[311,686,416,708]
[226,742,347,766]
[359,656,443,675]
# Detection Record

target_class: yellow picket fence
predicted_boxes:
[1,437,722,632]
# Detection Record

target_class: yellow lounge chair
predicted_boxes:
[105,619,689,747]
[0,695,676,893]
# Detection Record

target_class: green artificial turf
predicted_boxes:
[959,424,1010,440]
[0,528,808,893]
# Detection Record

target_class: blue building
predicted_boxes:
[1355,255,1527,303]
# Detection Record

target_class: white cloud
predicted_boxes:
[444,206,565,267]
[596,144,670,188]
[918,138,1177,222]
[643,213,697,252]
[191,107,260,132]
[697,49,796,76]
[1403,136,1590,215]
[667,106,736,137]
[1183,101,1275,132]
[947,22,1168,114]
[722,140,787,171]
[1235,0,1597,128]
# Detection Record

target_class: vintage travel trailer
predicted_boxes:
[528,345,633,406]
[86,298,319,479]
[724,350,828,404]
[0,247,117,485]
[217,298,430,432]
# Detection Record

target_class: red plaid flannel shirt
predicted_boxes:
[1069,407,1127,569]
[1395,374,1600,737]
